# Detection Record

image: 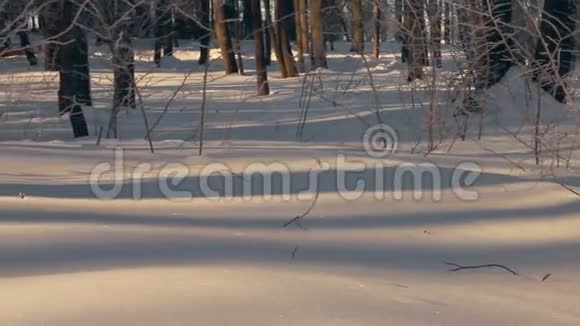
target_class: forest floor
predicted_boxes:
[0,40,579,325]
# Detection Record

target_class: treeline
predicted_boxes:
[0,1,576,138]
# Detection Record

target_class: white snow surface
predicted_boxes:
[0,40,580,325]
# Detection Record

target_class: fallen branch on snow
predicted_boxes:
[443,261,519,276]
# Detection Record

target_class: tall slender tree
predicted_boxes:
[154,0,174,67]
[57,0,90,138]
[39,2,61,71]
[276,0,298,77]
[264,0,286,75]
[298,0,309,55]
[197,0,210,65]
[294,0,306,72]
[404,0,427,81]
[351,0,364,52]
[427,0,442,67]
[232,0,245,74]
[251,0,270,95]
[213,0,238,74]
[310,0,327,69]
[17,31,38,66]
[483,0,513,88]
[372,0,381,59]
[242,0,254,38]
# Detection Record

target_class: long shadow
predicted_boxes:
[0,225,578,278]
[0,164,524,199]
[1,192,579,231]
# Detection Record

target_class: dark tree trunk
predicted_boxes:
[92,0,136,139]
[17,31,38,66]
[286,0,297,42]
[198,0,210,65]
[372,0,381,59]
[174,9,193,41]
[483,0,513,88]
[40,2,61,71]
[323,0,339,51]
[351,0,364,52]
[232,0,245,74]
[163,13,174,57]
[213,0,238,74]
[243,0,254,38]
[264,14,272,65]
[294,0,305,72]
[251,0,270,95]
[58,0,89,138]
[298,0,309,55]
[264,0,285,75]
[154,0,173,67]
[75,30,92,106]
[534,0,577,103]
[404,0,427,81]
[311,0,327,69]
[276,0,298,77]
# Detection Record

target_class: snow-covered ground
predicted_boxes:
[1,40,579,325]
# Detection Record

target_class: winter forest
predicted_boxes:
[1,0,580,325]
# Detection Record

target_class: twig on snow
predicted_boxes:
[283,187,320,229]
[541,273,552,282]
[443,261,519,276]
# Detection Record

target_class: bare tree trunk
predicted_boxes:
[198,0,210,65]
[74,30,92,106]
[163,7,174,57]
[310,0,327,69]
[484,0,513,87]
[251,0,270,95]
[14,31,37,66]
[427,0,442,67]
[57,0,89,138]
[232,0,245,74]
[276,0,298,77]
[213,0,238,74]
[294,0,305,72]
[443,1,451,43]
[40,2,61,71]
[404,0,427,81]
[112,36,136,110]
[243,0,254,38]
[351,0,364,52]
[298,0,309,54]
[154,0,173,67]
[264,0,286,75]
[372,0,381,59]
